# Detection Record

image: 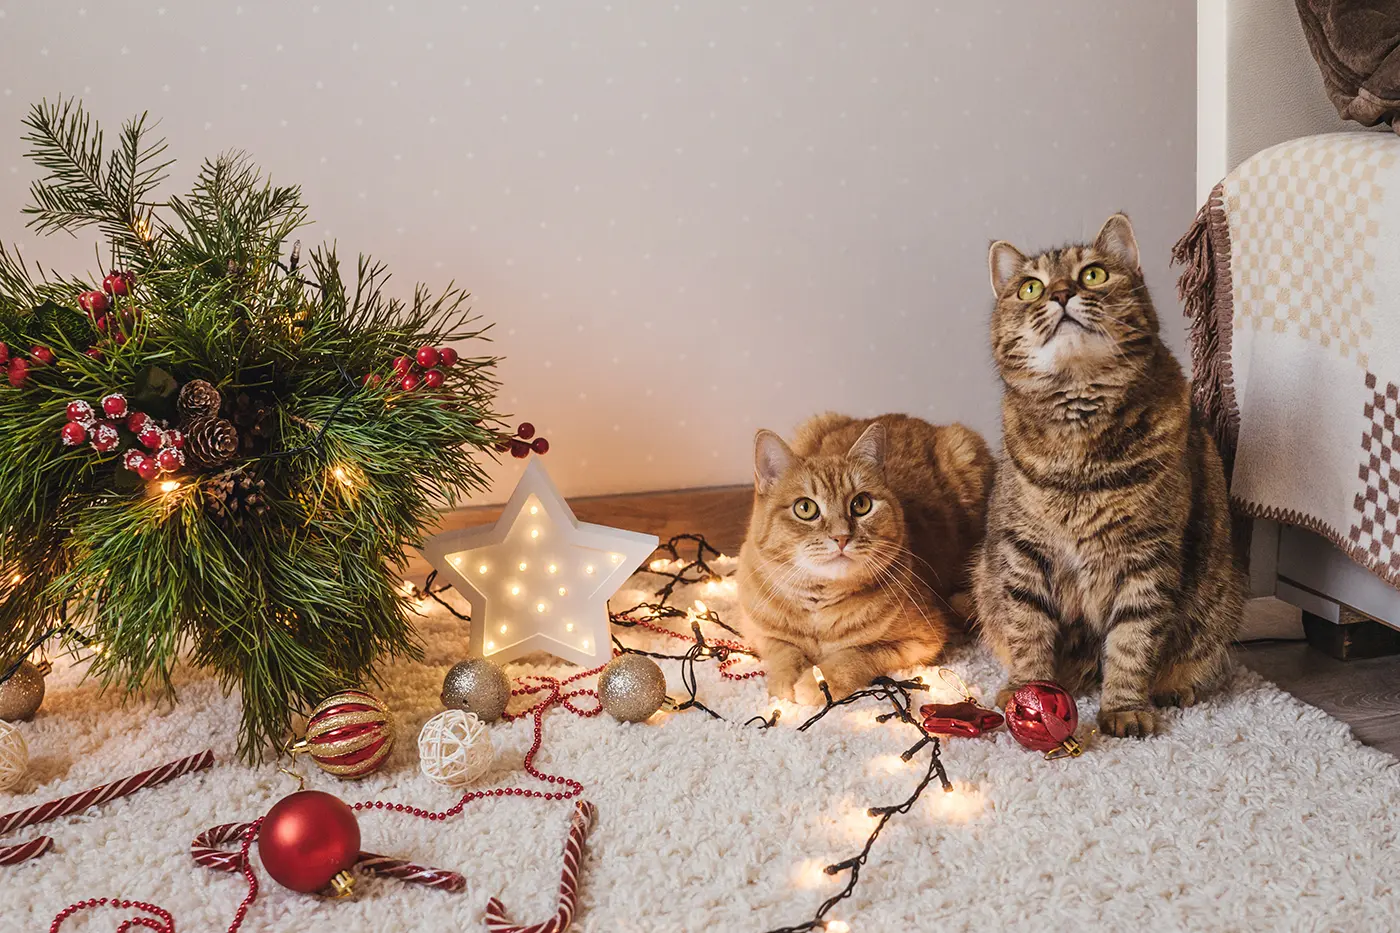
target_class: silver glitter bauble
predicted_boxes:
[441,658,510,723]
[0,660,48,722]
[598,655,667,723]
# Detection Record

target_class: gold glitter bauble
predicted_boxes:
[441,659,510,723]
[598,654,666,723]
[0,660,47,722]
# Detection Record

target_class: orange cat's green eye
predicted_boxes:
[793,497,820,521]
[1079,264,1108,287]
[850,493,873,516]
[1017,279,1044,301]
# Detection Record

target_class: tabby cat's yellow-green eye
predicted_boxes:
[850,492,873,516]
[1079,264,1108,287]
[793,497,820,521]
[1017,279,1044,302]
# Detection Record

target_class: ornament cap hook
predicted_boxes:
[1043,736,1084,761]
[328,870,356,899]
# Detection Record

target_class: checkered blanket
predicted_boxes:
[1174,131,1400,589]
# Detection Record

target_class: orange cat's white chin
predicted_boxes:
[799,552,860,579]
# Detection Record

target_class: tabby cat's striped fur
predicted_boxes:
[972,214,1243,738]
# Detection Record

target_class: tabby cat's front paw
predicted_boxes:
[1151,686,1197,709]
[1097,707,1159,738]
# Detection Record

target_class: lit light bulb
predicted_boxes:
[581,639,589,649]
[529,505,539,515]
[536,602,546,613]
[486,640,495,651]
[558,587,567,596]
[565,622,574,632]
[332,466,353,487]
[9,573,21,585]
[499,624,508,634]
[610,553,622,563]
[531,528,540,539]
[547,563,557,574]
[452,556,463,567]
[825,921,850,933]
[159,480,181,493]
[694,599,708,615]
[584,565,595,575]
[511,586,521,596]
[650,559,667,572]
[478,564,488,574]
[518,562,528,571]
[812,666,826,685]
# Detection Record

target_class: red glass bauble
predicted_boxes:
[258,790,361,895]
[1004,681,1079,754]
[920,700,1005,738]
[292,689,394,779]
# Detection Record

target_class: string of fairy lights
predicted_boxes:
[412,533,955,933]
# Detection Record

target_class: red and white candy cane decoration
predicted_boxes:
[190,821,467,892]
[485,800,598,933]
[0,748,214,866]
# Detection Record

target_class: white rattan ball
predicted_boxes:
[418,709,493,787]
[0,720,28,792]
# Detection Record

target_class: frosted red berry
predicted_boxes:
[90,423,120,453]
[77,290,109,315]
[138,425,165,449]
[401,372,421,391]
[126,411,151,433]
[165,429,185,449]
[66,400,95,423]
[531,437,550,455]
[60,422,88,446]
[416,346,440,368]
[157,447,185,472]
[136,457,161,480]
[100,393,128,418]
[7,359,28,387]
[424,369,445,389]
[438,346,459,367]
[517,422,535,440]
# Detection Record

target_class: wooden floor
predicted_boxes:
[416,485,1400,758]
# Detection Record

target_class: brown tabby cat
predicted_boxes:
[739,413,993,704]
[972,213,1244,738]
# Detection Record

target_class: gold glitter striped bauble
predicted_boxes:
[291,689,394,779]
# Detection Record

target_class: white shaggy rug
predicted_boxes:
[4,559,1400,933]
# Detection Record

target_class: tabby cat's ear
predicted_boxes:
[1094,213,1141,275]
[988,241,1027,295]
[846,422,886,472]
[754,430,795,494]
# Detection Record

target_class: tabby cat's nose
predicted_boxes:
[832,535,851,552]
[1049,286,1074,306]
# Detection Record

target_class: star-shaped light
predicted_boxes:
[419,459,659,667]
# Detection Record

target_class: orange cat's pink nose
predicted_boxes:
[832,535,851,552]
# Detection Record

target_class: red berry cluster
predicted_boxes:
[497,422,550,459]
[0,342,56,388]
[77,271,139,359]
[61,393,185,480]
[364,344,461,392]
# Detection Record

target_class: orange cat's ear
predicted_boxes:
[988,241,1026,295]
[754,430,794,494]
[1094,213,1140,275]
[847,422,886,472]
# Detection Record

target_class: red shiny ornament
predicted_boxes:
[7,359,27,388]
[60,421,88,447]
[138,425,165,449]
[423,369,445,389]
[101,271,133,296]
[30,346,54,366]
[77,290,109,315]
[1004,681,1082,758]
[258,790,361,896]
[437,346,458,367]
[530,437,549,455]
[415,345,440,368]
[920,700,1005,738]
[400,372,421,391]
[509,439,531,459]
[516,421,535,440]
[291,689,395,779]
[100,393,128,418]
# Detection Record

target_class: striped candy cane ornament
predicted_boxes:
[485,800,598,933]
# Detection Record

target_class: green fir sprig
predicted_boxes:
[0,98,505,758]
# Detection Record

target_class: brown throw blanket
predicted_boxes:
[1296,0,1400,132]
[1175,131,1400,589]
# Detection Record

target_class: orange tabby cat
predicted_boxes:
[738,413,993,704]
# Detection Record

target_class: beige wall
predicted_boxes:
[0,1,1196,501]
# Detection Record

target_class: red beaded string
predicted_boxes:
[49,820,260,933]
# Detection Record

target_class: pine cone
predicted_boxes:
[204,467,268,527]
[184,416,239,467]
[178,380,222,420]
[230,392,273,454]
